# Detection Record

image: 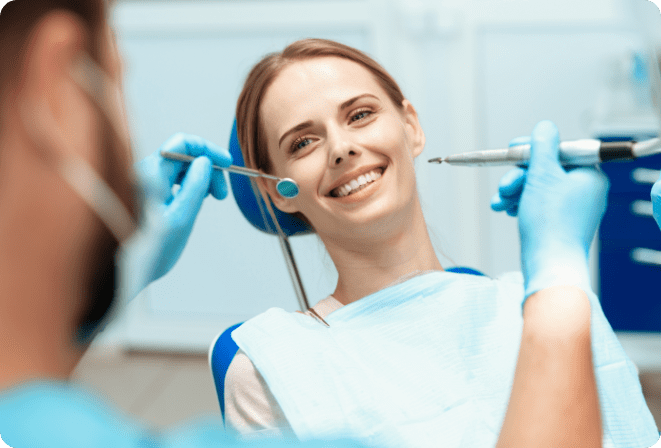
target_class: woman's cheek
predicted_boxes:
[298,152,326,189]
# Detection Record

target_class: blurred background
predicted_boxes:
[74,0,661,430]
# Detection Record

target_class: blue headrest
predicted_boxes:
[228,119,313,236]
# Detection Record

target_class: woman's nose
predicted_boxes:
[328,130,360,166]
[333,149,358,165]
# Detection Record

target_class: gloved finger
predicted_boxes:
[491,191,522,213]
[167,156,213,230]
[135,156,173,205]
[498,168,527,198]
[528,120,563,178]
[652,176,661,230]
[159,133,232,186]
[506,204,519,217]
[173,166,228,201]
[567,166,610,199]
[208,170,229,200]
[491,192,508,212]
[508,136,531,148]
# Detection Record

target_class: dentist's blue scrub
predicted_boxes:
[0,381,359,448]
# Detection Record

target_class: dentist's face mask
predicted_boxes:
[19,53,142,344]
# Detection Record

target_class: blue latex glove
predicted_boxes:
[490,121,609,299]
[653,171,661,231]
[119,133,232,302]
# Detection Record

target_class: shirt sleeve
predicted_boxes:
[224,349,293,439]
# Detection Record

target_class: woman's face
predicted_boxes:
[259,56,425,241]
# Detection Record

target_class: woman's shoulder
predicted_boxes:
[225,350,292,435]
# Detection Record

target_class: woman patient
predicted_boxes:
[224,38,657,447]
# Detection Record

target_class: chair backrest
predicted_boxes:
[228,119,312,237]
[208,266,486,419]
[208,322,244,419]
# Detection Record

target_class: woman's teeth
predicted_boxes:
[332,168,383,198]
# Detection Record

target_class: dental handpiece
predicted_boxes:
[427,138,661,166]
[159,150,299,198]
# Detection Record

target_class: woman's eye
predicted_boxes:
[350,109,372,122]
[291,137,312,153]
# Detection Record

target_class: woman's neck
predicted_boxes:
[323,201,443,305]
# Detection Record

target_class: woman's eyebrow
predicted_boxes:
[340,93,378,111]
[279,121,313,148]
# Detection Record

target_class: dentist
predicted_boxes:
[0,1,365,447]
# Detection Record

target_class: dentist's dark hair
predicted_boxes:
[0,0,106,133]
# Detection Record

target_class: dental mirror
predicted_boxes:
[160,150,299,198]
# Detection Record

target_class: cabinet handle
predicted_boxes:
[631,168,661,185]
[631,248,661,266]
[631,200,654,217]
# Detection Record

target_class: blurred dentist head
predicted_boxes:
[0,0,138,369]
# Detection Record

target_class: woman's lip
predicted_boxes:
[328,167,385,202]
[325,165,387,197]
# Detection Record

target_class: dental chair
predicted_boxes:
[209,120,485,420]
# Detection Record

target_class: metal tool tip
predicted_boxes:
[428,157,443,164]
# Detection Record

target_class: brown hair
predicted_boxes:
[236,38,406,175]
[0,0,107,130]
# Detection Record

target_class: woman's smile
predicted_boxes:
[326,165,386,198]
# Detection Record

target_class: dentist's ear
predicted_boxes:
[18,12,95,161]
[401,100,425,158]
[257,177,299,214]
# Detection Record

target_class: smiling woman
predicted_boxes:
[223,39,655,447]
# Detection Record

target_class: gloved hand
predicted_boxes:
[490,121,609,299]
[118,133,232,302]
[653,172,661,231]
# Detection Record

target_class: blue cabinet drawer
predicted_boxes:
[600,196,661,241]
[600,153,661,195]
[601,238,661,254]
[599,242,661,332]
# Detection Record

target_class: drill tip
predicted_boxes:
[428,157,444,164]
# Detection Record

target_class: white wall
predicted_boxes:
[96,0,660,352]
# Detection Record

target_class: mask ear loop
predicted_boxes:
[247,177,330,327]
[18,60,136,243]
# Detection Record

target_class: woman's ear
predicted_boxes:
[401,100,425,158]
[257,177,300,214]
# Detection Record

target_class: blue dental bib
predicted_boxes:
[233,271,658,448]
